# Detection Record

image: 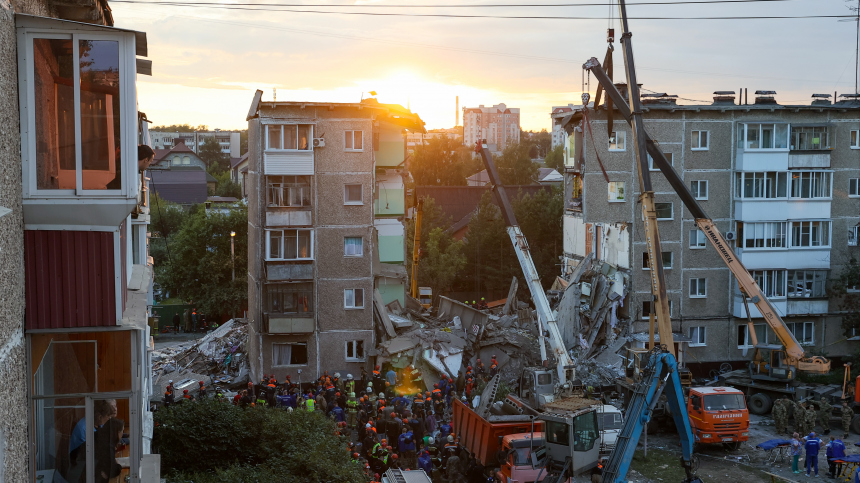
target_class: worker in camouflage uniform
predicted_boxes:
[842,401,853,439]
[795,401,809,435]
[818,397,832,434]
[773,398,789,435]
[806,404,818,437]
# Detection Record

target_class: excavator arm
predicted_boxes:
[582,59,829,373]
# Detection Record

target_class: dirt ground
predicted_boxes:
[596,413,858,482]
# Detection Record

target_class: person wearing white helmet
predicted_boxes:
[345,373,355,394]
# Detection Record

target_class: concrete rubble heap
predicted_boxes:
[151,318,250,397]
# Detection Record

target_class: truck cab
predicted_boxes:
[496,432,560,483]
[597,405,624,456]
[538,404,601,478]
[418,287,432,309]
[519,367,556,410]
[687,387,749,447]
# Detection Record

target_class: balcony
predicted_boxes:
[788,152,830,169]
[264,313,315,334]
[736,247,831,270]
[734,199,831,222]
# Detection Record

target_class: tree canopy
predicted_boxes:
[494,142,539,185]
[199,136,229,172]
[409,135,480,186]
[151,124,208,132]
[544,144,564,172]
[831,257,860,338]
[155,400,365,483]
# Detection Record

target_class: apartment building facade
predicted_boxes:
[150,129,242,158]
[245,93,424,381]
[554,90,860,372]
[463,103,520,153]
[551,105,574,149]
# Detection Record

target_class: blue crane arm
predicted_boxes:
[602,350,701,483]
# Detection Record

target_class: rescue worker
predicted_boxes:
[345,374,356,395]
[826,435,846,478]
[347,392,359,428]
[163,389,174,407]
[197,380,207,399]
[372,366,384,395]
[331,401,346,423]
[842,401,853,439]
[773,397,788,435]
[806,404,819,439]
[182,389,193,401]
[819,397,832,434]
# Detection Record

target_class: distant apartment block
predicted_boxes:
[551,105,574,149]
[406,128,462,154]
[150,129,242,157]
[245,93,424,381]
[553,88,860,371]
[463,103,520,153]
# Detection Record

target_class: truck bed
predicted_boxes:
[542,396,598,415]
[452,399,543,466]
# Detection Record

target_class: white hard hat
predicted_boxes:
[347,374,353,380]
[447,435,454,443]
[334,372,341,378]
[428,437,435,445]
[366,423,372,429]
[169,380,173,383]
[379,392,385,398]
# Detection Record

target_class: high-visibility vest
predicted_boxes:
[305,398,315,411]
[347,398,358,412]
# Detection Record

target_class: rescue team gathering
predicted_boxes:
[160,361,504,482]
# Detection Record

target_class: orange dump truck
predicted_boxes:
[687,386,750,448]
[452,399,544,467]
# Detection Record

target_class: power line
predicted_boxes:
[112,1,851,20]
[111,0,801,7]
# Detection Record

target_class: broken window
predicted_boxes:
[787,270,827,298]
[345,340,365,361]
[273,343,308,366]
[608,131,626,151]
[266,283,313,314]
[737,323,774,348]
[642,251,672,270]
[641,300,673,319]
[647,152,673,171]
[344,288,364,309]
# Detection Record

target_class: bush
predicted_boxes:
[155,400,365,482]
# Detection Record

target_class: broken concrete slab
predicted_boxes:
[437,296,489,335]
[593,336,628,366]
[374,289,397,338]
[389,314,413,329]
[501,276,519,316]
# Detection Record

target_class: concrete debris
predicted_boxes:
[574,358,626,389]
[500,276,519,316]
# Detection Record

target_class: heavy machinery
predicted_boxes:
[601,347,703,483]
[409,195,433,309]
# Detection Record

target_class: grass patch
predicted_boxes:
[630,447,771,482]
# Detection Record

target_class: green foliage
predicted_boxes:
[239,129,248,156]
[199,137,229,172]
[830,257,860,338]
[514,186,564,289]
[544,144,564,172]
[149,191,188,239]
[153,204,248,317]
[523,129,552,159]
[406,198,461,294]
[152,124,207,132]
[207,169,241,198]
[419,227,467,293]
[494,142,539,185]
[409,135,480,186]
[156,400,365,483]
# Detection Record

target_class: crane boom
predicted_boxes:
[475,142,571,385]
[582,55,829,372]
[411,198,423,299]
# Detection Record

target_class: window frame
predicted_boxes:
[741,221,787,249]
[789,220,831,248]
[735,172,788,199]
[790,125,830,151]
[265,124,313,151]
[691,130,709,151]
[788,171,832,200]
[344,236,364,257]
[737,323,774,349]
[689,326,707,347]
[787,269,828,298]
[608,131,626,151]
[642,251,673,270]
[20,29,137,198]
[849,178,859,198]
[272,342,309,366]
[344,184,363,205]
[786,322,815,346]
[849,225,859,247]
[641,300,673,320]
[689,229,707,249]
[655,202,673,221]
[607,181,626,202]
[647,152,673,171]
[266,229,314,261]
[344,288,365,309]
[751,269,787,298]
[690,180,708,200]
[739,123,789,151]
[345,340,366,362]
[851,130,860,149]
[266,175,312,208]
[689,278,707,298]
[344,130,364,152]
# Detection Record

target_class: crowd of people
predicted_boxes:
[161,361,506,482]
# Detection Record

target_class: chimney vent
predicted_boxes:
[640,93,678,105]
[811,93,832,106]
[754,90,777,105]
[837,93,860,104]
[712,90,736,105]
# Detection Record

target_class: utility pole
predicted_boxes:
[230,231,236,281]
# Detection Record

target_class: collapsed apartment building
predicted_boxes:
[553,87,860,375]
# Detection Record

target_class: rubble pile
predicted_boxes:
[152,318,250,396]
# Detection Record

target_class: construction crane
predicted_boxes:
[410,196,432,309]
[581,0,830,382]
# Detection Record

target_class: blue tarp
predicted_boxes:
[835,454,860,463]
[756,439,791,450]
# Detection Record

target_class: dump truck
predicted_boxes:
[452,398,544,467]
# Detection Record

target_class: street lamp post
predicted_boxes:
[230,231,236,281]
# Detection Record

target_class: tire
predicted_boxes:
[748,393,773,415]
[851,415,860,435]
[719,363,733,374]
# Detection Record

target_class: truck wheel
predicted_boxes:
[851,415,860,435]
[748,393,773,415]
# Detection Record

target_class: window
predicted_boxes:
[172,156,180,166]
[789,171,832,199]
[345,130,363,151]
[787,322,814,345]
[182,156,190,165]
[689,326,706,346]
[266,283,313,314]
[267,229,313,260]
[642,251,673,270]
[689,278,707,298]
[344,237,364,256]
[851,130,860,149]
[741,222,787,249]
[690,180,708,200]
[787,270,828,298]
[344,184,363,204]
[345,340,365,361]
[791,126,830,150]
[655,202,673,220]
[851,226,859,247]
[691,130,709,150]
[608,181,625,202]
[741,123,789,150]
[641,300,673,319]
[751,270,786,298]
[849,178,859,197]
[266,124,312,150]
[273,343,308,365]
[790,221,831,248]
[735,172,788,199]
[689,229,707,248]
[737,323,776,348]
[344,288,365,309]
[647,152,673,171]
[608,131,626,151]
[30,37,128,191]
[267,175,311,207]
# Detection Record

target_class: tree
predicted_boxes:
[495,142,539,185]
[417,227,467,294]
[149,191,187,239]
[406,197,460,293]
[154,204,248,318]
[155,400,364,483]
[409,135,480,186]
[239,129,249,156]
[544,144,564,172]
[208,169,242,198]
[199,136,229,172]
[458,192,518,297]
[513,186,564,288]
[523,129,552,159]
[151,123,207,132]
[830,257,860,337]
